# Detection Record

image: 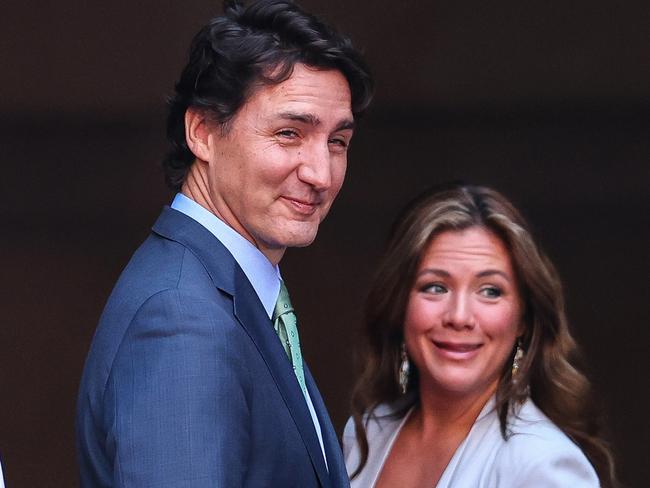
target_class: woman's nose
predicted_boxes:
[443,293,476,330]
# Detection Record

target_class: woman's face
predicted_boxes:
[403,226,522,401]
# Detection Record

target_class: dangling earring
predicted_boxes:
[398,343,410,394]
[511,339,524,383]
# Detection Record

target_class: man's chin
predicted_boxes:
[283,233,318,249]
[272,226,320,249]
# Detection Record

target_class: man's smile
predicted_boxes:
[280,195,321,216]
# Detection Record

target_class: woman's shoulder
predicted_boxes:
[343,401,407,442]
[506,398,582,449]
[343,401,414,484]
[492,398,599,486]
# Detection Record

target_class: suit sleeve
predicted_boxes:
[105,288,252,487]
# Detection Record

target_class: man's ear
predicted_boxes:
[185,108,213,162]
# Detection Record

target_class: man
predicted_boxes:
[75,1,373,486]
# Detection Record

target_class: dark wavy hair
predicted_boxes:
[350,183,617,486]
[162,0,374,190]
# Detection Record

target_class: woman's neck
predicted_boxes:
[414,382,497,439]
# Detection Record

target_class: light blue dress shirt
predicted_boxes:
[171,193,327,465]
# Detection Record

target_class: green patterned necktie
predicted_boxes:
[273,281,308,398]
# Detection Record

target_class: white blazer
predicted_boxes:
[343,397,599,487]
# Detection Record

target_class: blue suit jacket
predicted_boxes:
[76,207,350,487]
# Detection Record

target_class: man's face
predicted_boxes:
[203,63,354,263]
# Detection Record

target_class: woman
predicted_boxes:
[343,184,616,487]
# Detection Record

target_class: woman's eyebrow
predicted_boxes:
[416,268,450,278]
[476,269,511,281]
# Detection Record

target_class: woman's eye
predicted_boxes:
[479,286,502,298]
[422,283,447,294]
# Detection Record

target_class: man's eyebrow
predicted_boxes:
[335,119,355,131]
[278,112,321,126]
[277,112,355,131]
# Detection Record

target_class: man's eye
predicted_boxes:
[479,286,502,299]
[328,137,348,148]
[277,129,298,138]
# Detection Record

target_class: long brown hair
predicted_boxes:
[350,183,616,486]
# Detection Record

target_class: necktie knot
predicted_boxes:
[273,281,294,320]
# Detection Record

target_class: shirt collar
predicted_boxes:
[171,193,281,318]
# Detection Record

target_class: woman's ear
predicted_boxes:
[185,108,213,162]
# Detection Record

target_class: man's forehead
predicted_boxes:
[244,65,353,125]
[259,64,349,95]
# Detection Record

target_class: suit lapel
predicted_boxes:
[304,365,351,488]
[232,271,332,488]
[152,207,332,488]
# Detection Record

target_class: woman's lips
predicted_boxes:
[433,341,482,359]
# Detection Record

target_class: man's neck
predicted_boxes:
[180,163,285,265]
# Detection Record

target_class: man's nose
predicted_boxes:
[296,141,332,191]
[443,293,476,330]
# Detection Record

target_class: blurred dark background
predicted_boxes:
[1,1,648,486]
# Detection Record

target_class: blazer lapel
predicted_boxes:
[232,273,332,488]
[152,207,331,487]
[304,365,351,488]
